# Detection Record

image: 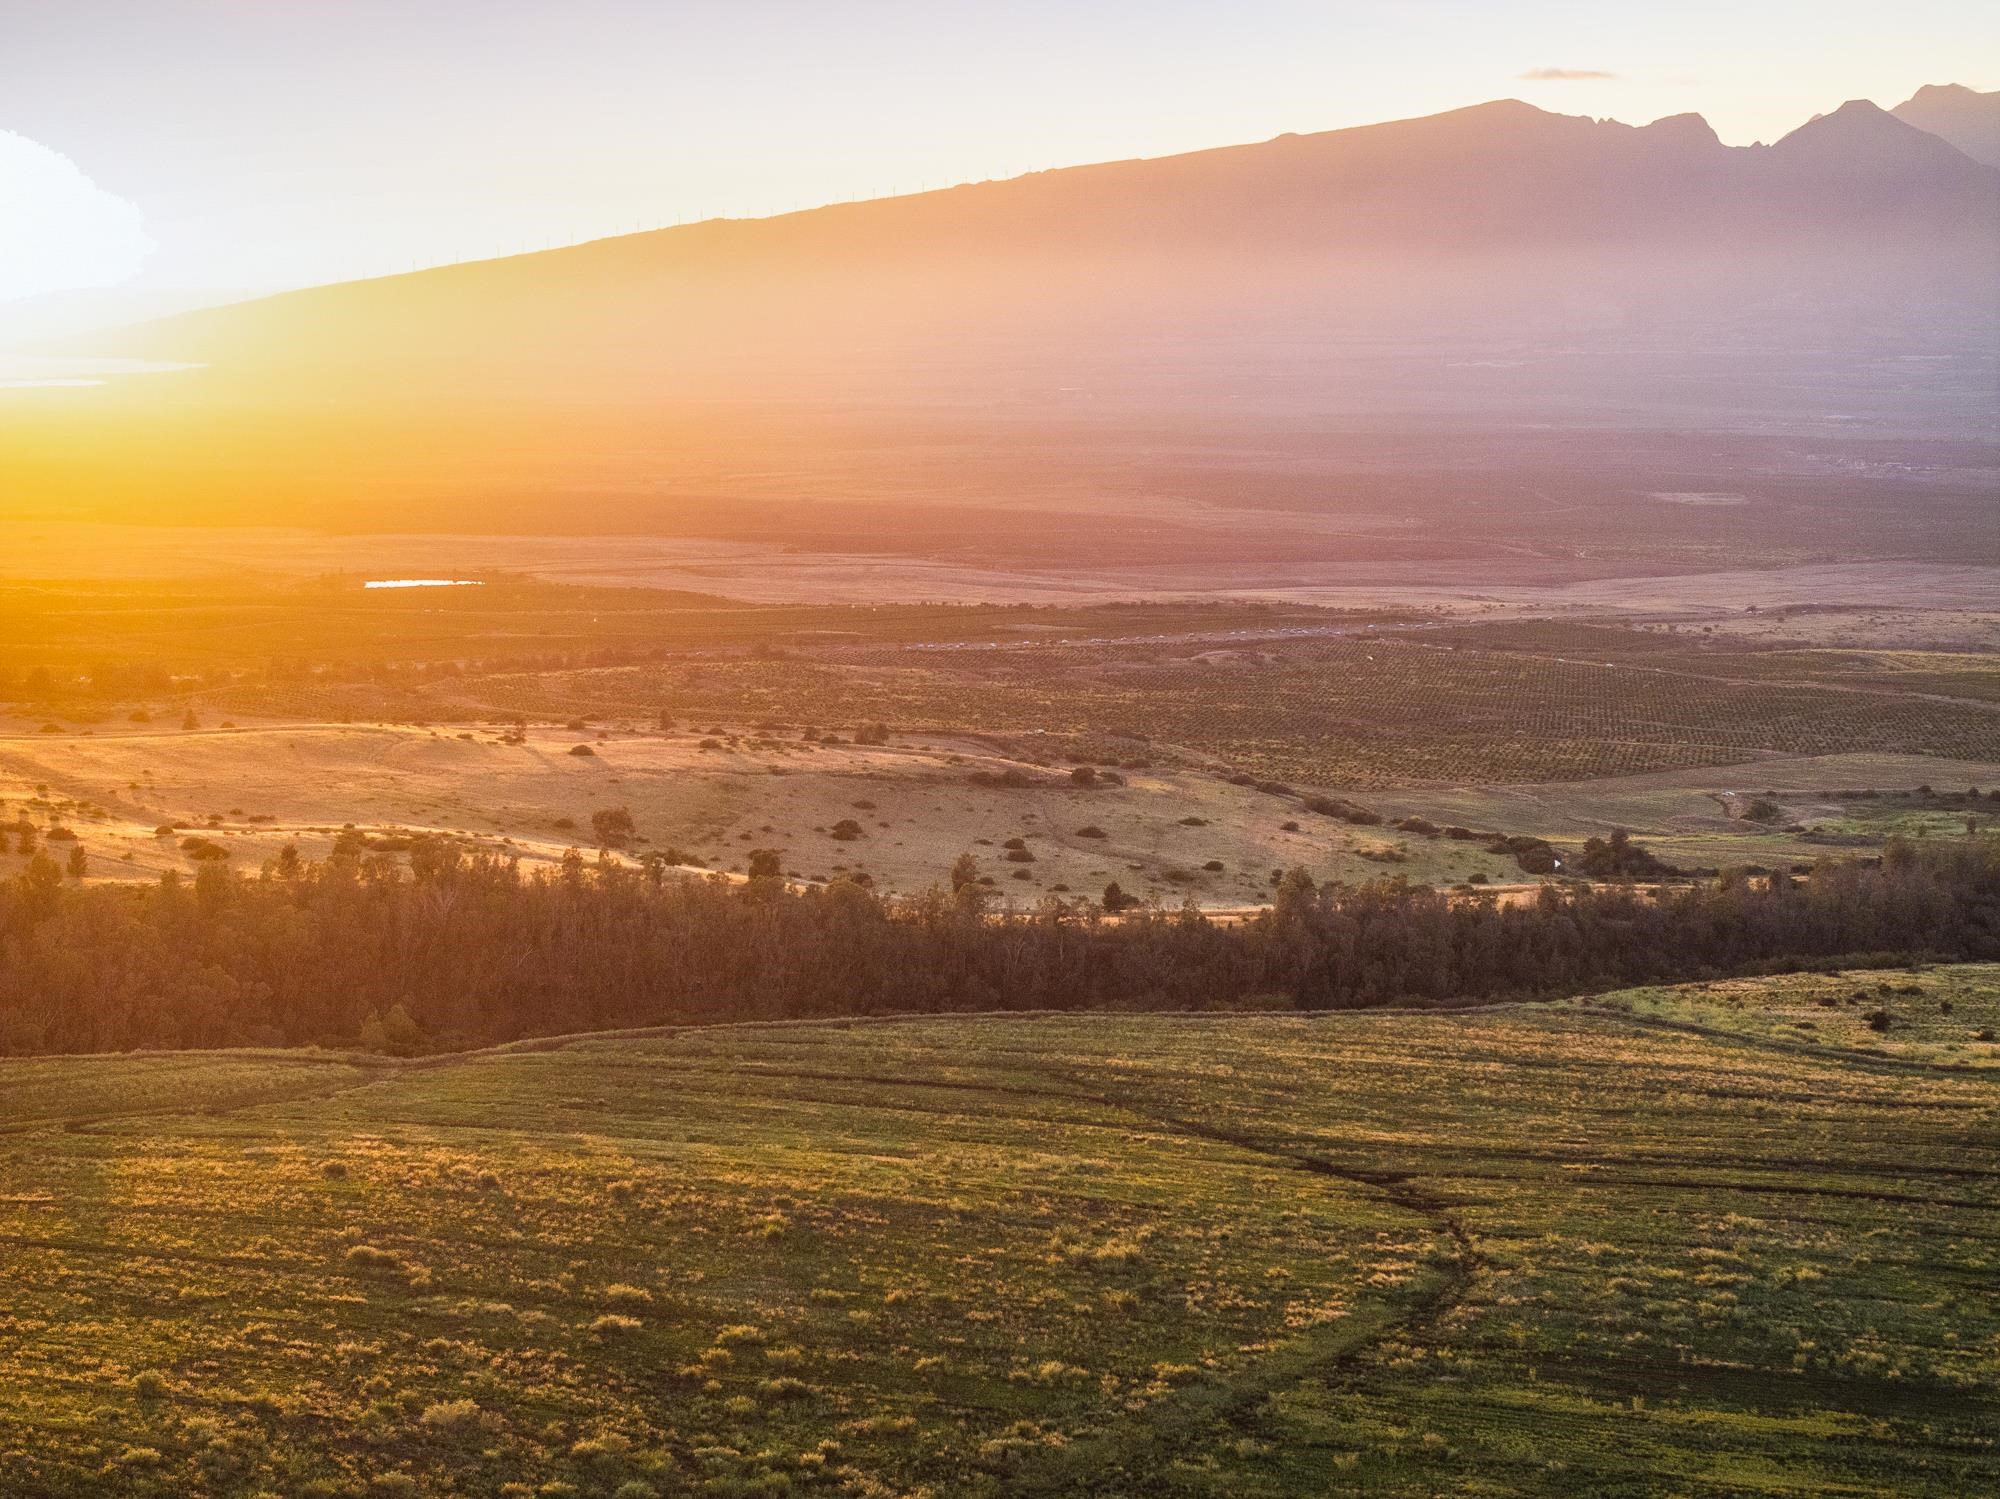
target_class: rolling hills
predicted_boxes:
[2,968,1995,1495]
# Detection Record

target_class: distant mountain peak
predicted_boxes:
[1891,81,2000,168]
[1430,97,1545,120]
[1794,98,1897,130]
[1902,82,1992,104]
[1775,97,1980,169]
[1640,112,1722,148]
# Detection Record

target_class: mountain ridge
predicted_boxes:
[22,89,1994,533]
[1892,82,2000,168]
[94,92,1997,376]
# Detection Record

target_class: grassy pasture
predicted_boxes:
[2,968,1997,1495]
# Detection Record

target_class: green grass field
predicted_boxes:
[3,970,1997,1496]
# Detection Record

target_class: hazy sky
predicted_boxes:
[2,0,1994,314]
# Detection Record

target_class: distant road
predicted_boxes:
[894,620,1434,654]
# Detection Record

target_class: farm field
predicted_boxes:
[1370,752,2000,874]
[1,966,1996,1496]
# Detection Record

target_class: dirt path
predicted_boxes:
[606,1049,1483,1495]
[1007,1071,1481,1494]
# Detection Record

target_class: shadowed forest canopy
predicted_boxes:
[3,838,1996,1056]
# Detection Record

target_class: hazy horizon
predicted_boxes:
[3,0,1995,339]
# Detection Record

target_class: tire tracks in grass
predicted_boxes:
[1005,1078,1482,1497]
[697,1058,1485,1497]
[1572,1003,2000,1082]
[0,1050,463,1138]
[665,1035,1989,1491]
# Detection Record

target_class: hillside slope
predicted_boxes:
[97,98,2000,397]
[12,96,1994,544]
[2,969,1996,1495]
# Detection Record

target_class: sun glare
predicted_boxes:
[0,130,153,302]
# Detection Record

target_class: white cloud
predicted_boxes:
[0,131,154,302]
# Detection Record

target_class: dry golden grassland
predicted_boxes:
[0,722,1533,904]
[6,716,1997,911]
[1,966,1995,1495]
[8,586,1999,915]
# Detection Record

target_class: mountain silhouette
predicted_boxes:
[1893,83,2000,169]
[1776,97,1985,170]
[28,96,1997,532]
[93,96,1997,395]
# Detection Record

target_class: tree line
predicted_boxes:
[2,837,1996,1056]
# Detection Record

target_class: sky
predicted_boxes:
[1,0,1994,328]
